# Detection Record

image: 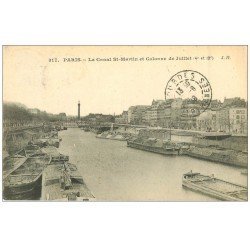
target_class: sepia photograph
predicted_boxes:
[2,45,248,201]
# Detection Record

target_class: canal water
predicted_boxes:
[58,128,247,201]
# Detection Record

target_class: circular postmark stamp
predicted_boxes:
[164,70,212,117]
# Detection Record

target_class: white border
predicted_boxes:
[1,1,249,250]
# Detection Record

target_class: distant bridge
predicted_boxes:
[62,122,78,128]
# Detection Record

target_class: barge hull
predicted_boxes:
[3,175,42,200]
[182,173,247,201]
[185,151,247,168]
[182,181,245,201]
[127,142,179,156]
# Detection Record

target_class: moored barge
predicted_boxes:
[185,146,247,168]
[41,162,95,201]
[182,171,247,201]
[127,138,180,156]
[41,146,69,163]
[3,156,50,200]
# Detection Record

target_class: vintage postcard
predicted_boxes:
[2,45,248,201]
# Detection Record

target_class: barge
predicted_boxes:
[3,156,50,200]
[185,146,247,168]
[96,133,127,141]
[127,138,180,156]
[182,171,247,201]
[32,137,60,148]
[41,162,95,201]
[41,146,69,163]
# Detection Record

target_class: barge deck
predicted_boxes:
[127,140,179,155]
[182,171,247,201]
[41,162,95,201]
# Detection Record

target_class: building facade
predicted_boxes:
[128,105,150,124]
[115,111,128,124]
[216,107,247,134]
[196,110,217,131]
[127,98,247,132]
[229,108,247,134]
[135,99,184,128]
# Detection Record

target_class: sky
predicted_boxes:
[3,46,247,116]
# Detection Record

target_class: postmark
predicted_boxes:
[164,70,212,117]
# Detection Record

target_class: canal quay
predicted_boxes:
[58,128,247,201]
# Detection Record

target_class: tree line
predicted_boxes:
[3,103,61,123]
